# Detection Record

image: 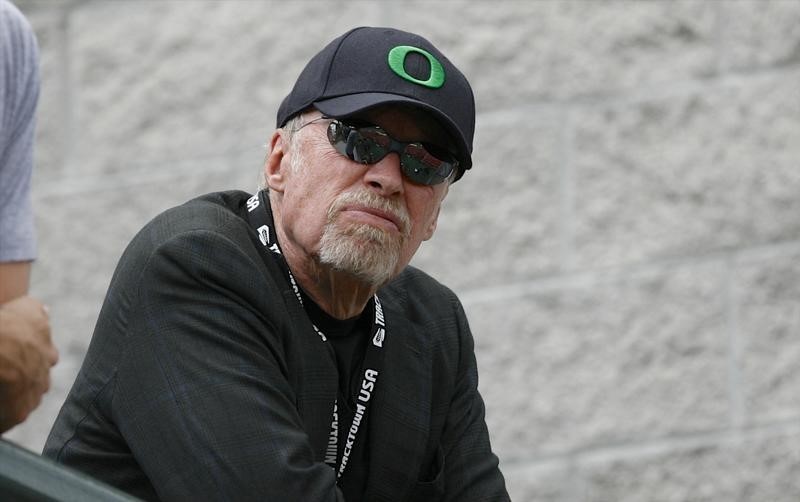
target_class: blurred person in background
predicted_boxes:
[0,0,58,434]
[45,27,508,501]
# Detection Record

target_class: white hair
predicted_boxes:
[257,114,306,191]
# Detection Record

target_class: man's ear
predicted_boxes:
[265,130,287,193]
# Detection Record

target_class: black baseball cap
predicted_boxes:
[276,26,475,181]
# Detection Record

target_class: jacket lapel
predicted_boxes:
[364,308,432,501]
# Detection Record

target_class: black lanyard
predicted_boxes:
[245,190,386,480]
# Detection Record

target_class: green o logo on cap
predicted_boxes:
[387,45,445,89]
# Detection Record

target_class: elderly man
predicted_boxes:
[45,27,508,501]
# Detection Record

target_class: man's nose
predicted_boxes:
[363,152,404,196]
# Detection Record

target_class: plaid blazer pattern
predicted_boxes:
[43,191,509,502]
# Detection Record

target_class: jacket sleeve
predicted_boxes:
[113,225,345,501]
[439,299,510,502]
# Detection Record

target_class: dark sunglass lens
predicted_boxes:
[327,121,350,155]
[422,142,457,164]
[353,128,390,163]
[402,144,454,185]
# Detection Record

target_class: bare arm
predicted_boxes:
[0,261,32,303]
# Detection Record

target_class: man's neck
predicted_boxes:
[267,193,380,319]
[269,214,375,320]
[286,250,377,320]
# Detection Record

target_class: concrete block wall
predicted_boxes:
[7,1,800,500]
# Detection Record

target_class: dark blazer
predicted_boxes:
[44,191,509,502]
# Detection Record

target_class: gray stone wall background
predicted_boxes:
[5,0,799,500]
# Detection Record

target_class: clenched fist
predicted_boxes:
[0,296,59,433]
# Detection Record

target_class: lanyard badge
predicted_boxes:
[245,191,386,480]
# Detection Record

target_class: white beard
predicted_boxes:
[318,190,411,287]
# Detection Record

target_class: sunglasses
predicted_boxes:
[299,117,459,186]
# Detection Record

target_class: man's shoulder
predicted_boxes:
[0,1,35,44]
[168,189,250,219]
[0,0,38,91]
[385,265,452,293]
[381,266,462,319]
[117,190,255,267]
[143,190,251,238]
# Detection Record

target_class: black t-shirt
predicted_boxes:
[301,292,373,501]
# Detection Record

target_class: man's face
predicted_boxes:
[267,106,453,287]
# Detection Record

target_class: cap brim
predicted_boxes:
[313,93,472,179]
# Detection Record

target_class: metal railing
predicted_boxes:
[0,439,140,502]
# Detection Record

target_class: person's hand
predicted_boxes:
[0,296,59,433]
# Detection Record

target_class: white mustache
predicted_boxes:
[327,191,411,237]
